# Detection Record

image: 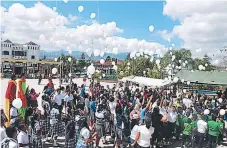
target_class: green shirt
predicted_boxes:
[191,120,197,129]
[176,114,183,127]
[217,120,224,134]
[183,123,192,135]
[207,121,220,136]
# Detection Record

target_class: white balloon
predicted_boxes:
[181,79,184,83]
[143,71,146,74]
[156,59,160,64]
[179,60,182,63]
[68,49,72,55]
[39,35,45,41]
[84,67,87,69]
[191,70,194,72]
[178,66,182,69]
[170,52,173,55]
[183,63,186,67]
[173,77,179,83]
[78,5,84,13]
[94,49,100,57]
[185,60,188,64]
[12,98,22,109]
[198,65,203,70]
[127,62,130,66]
[172,64,175,68]
[52,68,58,74]
[202,66,205,70]
[183,89,187,93]
[204,109,210,115]
[54,58,58,62]
[205,63,208,67]
[68,57,72,62]
[112,61,115,65]
[149,25,154,32]
[87,65,95,75]
[220,109,225,115]
[113,47,118,54]
[130,52,136,59]
[136,52,140,57]
[113,65,118,71]
[100,51,105,57]
[102,73,106,77]
[63,0,68,3]
[88,75,91,79]
[68,73,72,77]
[187,81,190,85]
[169,47,173,50]
[100,59,105,65]
[168,64,171,67]
[53,7,57,11]
[218,98,223,103]
[90,13,96,19]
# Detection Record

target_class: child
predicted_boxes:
[181,118,192,147]
[30,88,40,108]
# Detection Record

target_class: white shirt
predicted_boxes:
[183,98,192,108]
[17,131,29,148]
[167,109,177,123]
[109,102,116,114]
[0,126,7,142]
[10,107,18,124]
[50,108,59,125]
[197,120,207,134]
[130,125,139,140]
[137,125,154,147]
[80,127,90,139]
[53,94,62,106]
[64,94,73,103]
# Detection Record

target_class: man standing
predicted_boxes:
[17,73,27,120]
[4,74,17,127]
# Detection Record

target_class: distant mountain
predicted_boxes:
[39,50,129,60]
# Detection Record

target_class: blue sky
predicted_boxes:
[1,1,182,48]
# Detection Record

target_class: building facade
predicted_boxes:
[1,39,40,75]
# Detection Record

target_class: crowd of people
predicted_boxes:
[1,74,227,148]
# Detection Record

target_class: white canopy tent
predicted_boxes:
[120,76,170,88]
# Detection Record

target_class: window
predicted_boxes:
[28,46,29,49]
[31,55,35,59]
[2,51,9,55]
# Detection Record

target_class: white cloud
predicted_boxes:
[68,14,78,22]
[158,30,172,42]
[1,2,166,55]
[163,0,227,57]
